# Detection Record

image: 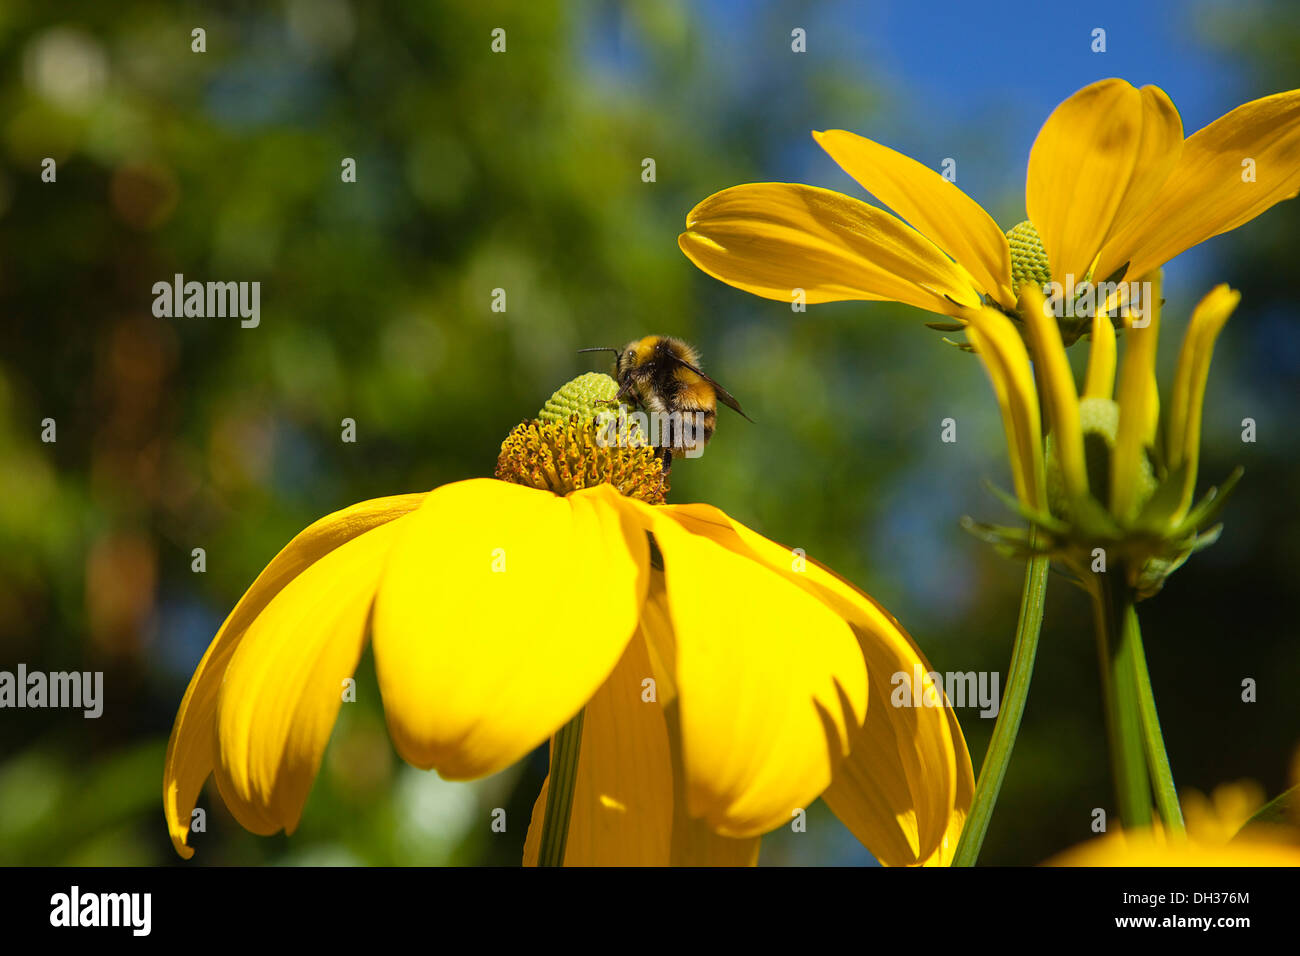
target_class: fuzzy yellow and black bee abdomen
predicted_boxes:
[667,406,716,458]
[674,374,714,407]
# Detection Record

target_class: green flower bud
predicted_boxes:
[1046,397,1158,522]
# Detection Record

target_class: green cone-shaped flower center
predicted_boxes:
[537,370,649,447]
[1006,220,1052,297]
[538,372,622,425]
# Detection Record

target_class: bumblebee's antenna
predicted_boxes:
[577,347,620,355]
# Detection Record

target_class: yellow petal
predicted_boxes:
[1097,89,1300,282]
[1028,80,1181,284]
[522,632,674,866]
[1098,87,1185,260]
[1167,284,1240,516]
[213,515,409,836]
[372,479,648,780]
[617,500,867,838]
[1083,313,1118,400]
[1111,271,1163,521]
[163,493,426,858]
[1020,285,1087,503]
[647,504,969,865]
[679,183,983,318]
[813,129,1015,307]
[964,305,1047,512]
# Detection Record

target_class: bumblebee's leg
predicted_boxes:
[657,444,673,475]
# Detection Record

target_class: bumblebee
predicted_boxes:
[579,335,752,471]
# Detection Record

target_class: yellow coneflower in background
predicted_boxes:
[962,276,1240,598]
[679,78,1300,330]
[1048,779,1300,866]
[962,277,1249,838]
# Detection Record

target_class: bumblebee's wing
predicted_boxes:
[674,358,754,422]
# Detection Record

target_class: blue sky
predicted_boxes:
[700,0,1252,131]
[813,0,1248,126]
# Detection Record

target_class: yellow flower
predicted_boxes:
[1047,781,1300,866]
[163,380,972,866]
[679,78,1300,326]
[963,278,1241,598]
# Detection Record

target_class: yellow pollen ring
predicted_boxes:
[495,417,668,505]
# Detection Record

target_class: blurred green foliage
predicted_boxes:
[0,0,1296,866]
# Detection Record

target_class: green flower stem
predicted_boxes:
[952,545,1050,866]
[1125,604,1186,835]
[537,707,585,867]
[1093,570,1152,829]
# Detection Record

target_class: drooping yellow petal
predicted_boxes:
[522,632,674,866]
[528,773,752,867]
[924,701,974,866]
[1020,285,1087,504]
[646,504,970,866]
[163,493,426,858]
[640,580,763,865]
[372,480,648,781]
[820,639,959,866]
[1097,88,1300,283]
[523,581,763,866]
[1111,271,1163,522]
[668,802,763,866]
[1027,80,1181,285]
[679,183,984,318]
[964,305,1046,512]
[1167,284,1240,517]
[521,779,548,865]
[784,559,968,867]
[1083,313,1118,400]
[813,129,1015,307]
[213,515,409,837]
[616,500,867,839]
